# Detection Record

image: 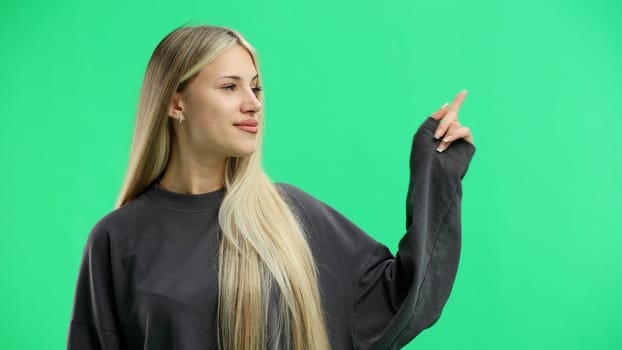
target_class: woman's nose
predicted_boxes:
[243,90,262,113]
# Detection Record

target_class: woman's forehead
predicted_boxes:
[200,45,258,81]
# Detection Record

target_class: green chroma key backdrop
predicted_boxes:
[1,0,620,348]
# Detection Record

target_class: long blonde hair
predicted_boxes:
[114,24,331,350]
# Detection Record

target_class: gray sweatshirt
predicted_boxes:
[67,116,476,350]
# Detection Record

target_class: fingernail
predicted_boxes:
[443,135,452,142]
[436,146,444,152]
[441,102,449,109]
[434,130,442,139]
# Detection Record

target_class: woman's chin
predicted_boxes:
[229,145,257,157]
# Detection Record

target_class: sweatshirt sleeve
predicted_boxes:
[67,220,124,349]
[351,116,476,350]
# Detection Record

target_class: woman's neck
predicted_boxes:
[157,150,227,195]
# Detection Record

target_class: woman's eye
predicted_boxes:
[222,84,263,95]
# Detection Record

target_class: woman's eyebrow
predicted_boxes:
[218,74,259,81]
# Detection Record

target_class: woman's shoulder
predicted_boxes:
[274,181,308,200]
[273,181,383,260]
[83,195,152,246]
[274,182,326,211]
[274,182,363,230]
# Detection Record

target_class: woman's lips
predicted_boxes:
[235,125,258,134]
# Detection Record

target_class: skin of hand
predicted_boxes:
[430,90,475,152]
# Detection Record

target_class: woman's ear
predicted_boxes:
[167,92,186,118]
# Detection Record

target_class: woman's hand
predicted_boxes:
[430,90,475,152]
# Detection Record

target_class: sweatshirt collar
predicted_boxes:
[142,180,225,212]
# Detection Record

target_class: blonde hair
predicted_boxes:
[114,24,331,350]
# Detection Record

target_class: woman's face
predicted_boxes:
[170,44,263,158]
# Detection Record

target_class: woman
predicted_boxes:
[67,24,476,350]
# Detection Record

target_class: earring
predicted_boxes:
[178,113,183,125]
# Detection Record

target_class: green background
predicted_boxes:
[1,0,620,348]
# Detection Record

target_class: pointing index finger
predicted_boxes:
[448,89,468,113]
